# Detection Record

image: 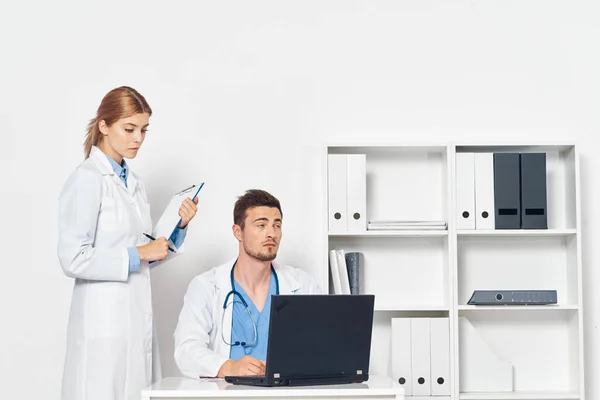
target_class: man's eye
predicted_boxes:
[257,224,265,228]
[274,225,281,229]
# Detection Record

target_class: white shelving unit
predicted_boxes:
[324,143,584,400]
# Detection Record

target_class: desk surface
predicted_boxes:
[142,375,404,399]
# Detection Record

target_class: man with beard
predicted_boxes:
[174,189,322,379]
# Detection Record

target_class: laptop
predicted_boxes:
[225,294,375,387]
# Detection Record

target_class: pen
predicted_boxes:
[143,233,176,253]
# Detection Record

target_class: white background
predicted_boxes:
[0,1,598,398]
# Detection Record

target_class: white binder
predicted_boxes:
[327,154,347,233]
[430,318,451,396]
[456,153,475,230]
[391,318,412,395]
[335,249,351,294]
[346,154,367,232]
[328,250,343,294]
[411,318,431,396]
[475,153,495,230]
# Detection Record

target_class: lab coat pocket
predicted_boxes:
[87,281,128,338]
[98,197,124,231]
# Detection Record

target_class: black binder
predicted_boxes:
[520,153,548,229]
[493,153,521,229]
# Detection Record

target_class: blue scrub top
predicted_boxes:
[229,271,277,361]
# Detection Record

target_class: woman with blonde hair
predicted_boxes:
[57,86,198,400]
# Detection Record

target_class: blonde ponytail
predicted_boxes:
[83,117,102,158]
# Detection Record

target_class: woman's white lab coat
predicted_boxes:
[174,259,322,378]
[58,146,160,400]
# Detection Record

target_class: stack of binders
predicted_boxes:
[391,317,451,396]
[456,152,548,230]
[329,250,364,295]
[327,154,367,233]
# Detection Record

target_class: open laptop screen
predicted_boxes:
[265,294,375,380]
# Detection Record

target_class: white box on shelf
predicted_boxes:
[459,316,513,393]
[347,154,367,232]
[328,154,347,233]
[456,152,475,230]
[391,317,412,395]
[411,318,432,396]
[430,317,451,396]
[474,152,495,230]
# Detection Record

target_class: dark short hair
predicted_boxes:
[234,189,283,229]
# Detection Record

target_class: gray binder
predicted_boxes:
[467,290,557,305]
[344,252,363,295]
[494,153,521,229]
[520,153,548,229]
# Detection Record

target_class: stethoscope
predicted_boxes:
[221,261,280,347]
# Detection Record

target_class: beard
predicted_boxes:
[243,242,278,262]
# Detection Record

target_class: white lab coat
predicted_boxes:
[58,146,161,400]
[174,259,322,378]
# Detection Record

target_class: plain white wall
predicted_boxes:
[1,0,598,398]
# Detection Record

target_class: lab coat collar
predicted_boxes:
[214,258,302,293]
[89,146,115,176]
[89,146,138,195]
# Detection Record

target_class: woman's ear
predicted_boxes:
[98,120,108,135]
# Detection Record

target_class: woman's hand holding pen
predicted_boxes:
[138,237,170,261]
[178,197,199,228]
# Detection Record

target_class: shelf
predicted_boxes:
[459,391,579,400]
[457,229,576,237]
[458,305,578,312]
[328,144,447,153]
[329,230,448,237]
[375,304,449,312]
[455,143,575,153]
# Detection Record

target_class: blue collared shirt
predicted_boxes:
[104,154,187,272]
[229,271,277,361]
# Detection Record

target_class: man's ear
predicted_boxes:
[232,224,243,242]
[99,120,108,136]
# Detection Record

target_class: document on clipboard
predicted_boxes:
[152,182,205,250]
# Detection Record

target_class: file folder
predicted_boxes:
[456,153,475,230]
[474,153,495,230]
[467,290,557,305]
[430,318,451,396]
[346,154,367,232]
[520,153,548,229]
[391,318,412,395]
[327,154,347,232]
[411,318,431,396]
[493,153,521,229]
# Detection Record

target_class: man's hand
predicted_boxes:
[217,356,266,377]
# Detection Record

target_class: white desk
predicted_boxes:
[142,375,404,400]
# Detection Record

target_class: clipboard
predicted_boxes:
[152,182,205,248]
